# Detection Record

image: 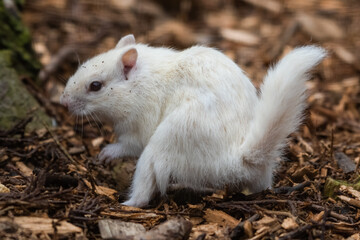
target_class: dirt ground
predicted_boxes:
[1,0,360,239]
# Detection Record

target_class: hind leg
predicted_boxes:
[122,145,171,207]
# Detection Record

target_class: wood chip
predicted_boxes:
[91,137,104,148]
[291,165,317,182]
[204,209,239,228]
[340,185,360,200]
[243,220,253,237]
[68,146,85,155]
[100,211,165,223]
[220,28,260,46]
[83,179,117,200]
[0,183,10,193]
[281,217,298,230]
[311,211,324,222]
[139,217,192,240]
[347,233,360,240]
[99,217,192,240]
[331,45,357,65]
[147,20,196,48]
[15,161,33,177]
[253,216,277,229]
[243,0,283,14]
[339,195,360,208]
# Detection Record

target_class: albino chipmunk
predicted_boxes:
[60,34,326,207]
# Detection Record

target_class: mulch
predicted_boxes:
[1,0,360,239]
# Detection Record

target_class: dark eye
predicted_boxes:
[89,81,102,92]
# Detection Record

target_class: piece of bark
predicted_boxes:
[0,217,82,235]
[139,217,192,240]
[99,218,192,240]
[340,185,360,200]
[339,195,360,208]
[98,219,146,239]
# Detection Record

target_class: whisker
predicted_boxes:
[92,112,104,128]
[74,52,81,67]
[74,114,79,133]
[90,112,103,136]
[81,115,84,137]
[57,74,67,84]
[85,113,93,128]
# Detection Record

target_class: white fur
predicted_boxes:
[60,35,326,207]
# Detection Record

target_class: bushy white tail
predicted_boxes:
[242,46,326,163]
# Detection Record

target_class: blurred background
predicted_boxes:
[23,0,360,102]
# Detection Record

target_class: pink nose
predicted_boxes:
[60,95,69,108]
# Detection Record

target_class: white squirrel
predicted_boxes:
[60,34,326,207]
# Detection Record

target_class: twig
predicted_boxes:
[0,116,33,137]
[230,213,260,240]
[310,204,350,222]
[254,205,295,218]
[278,224,313,240]
[42,122,82,172]
[274,181,310,194]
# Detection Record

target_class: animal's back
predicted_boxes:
[154,46,259,189]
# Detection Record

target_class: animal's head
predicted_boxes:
[60,34,139,122]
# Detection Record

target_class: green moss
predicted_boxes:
[0,0,41,77]
[324,177,360,198]
[0,51,51,132]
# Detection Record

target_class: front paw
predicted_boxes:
[97,144,122,165]
[122,198,149,208]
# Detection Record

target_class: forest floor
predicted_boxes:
[1,0,360,239]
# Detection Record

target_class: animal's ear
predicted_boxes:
[116,34,136,49]
[121,48,138,79]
